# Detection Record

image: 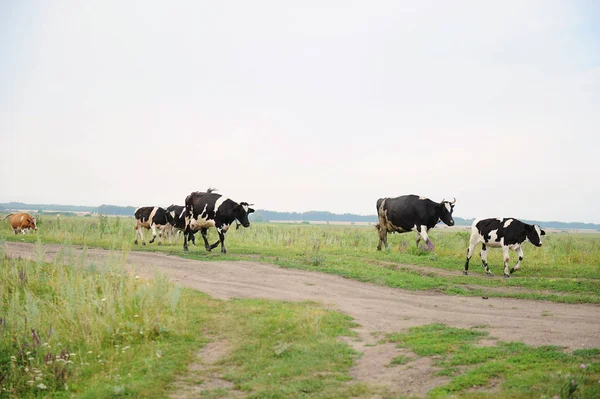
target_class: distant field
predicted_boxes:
[2,214,599,304]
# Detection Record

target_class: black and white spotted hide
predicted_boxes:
[133,206,173,246]
[183,190,255,253]
[464,218,546,278]
[166,204,196,244]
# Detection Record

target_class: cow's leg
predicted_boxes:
[183,225,190,251]
[502,246,511,278]
[510,246,524,274]
[139,227,146,245]
[480,244,493,275]
[157,225,165,246]
[376,224,388,251]
[200,228,212,251]
[149,223,158,244]
[464,235,479,275]
[418,226,434,250]
[217,229,227,254]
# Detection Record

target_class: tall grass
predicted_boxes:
[0,240,193,397]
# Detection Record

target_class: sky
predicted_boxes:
[1,1,599,223]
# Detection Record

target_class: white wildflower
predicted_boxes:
[37,383,47,389]
[101,298,106,302]
[87,351,93,354]
[28,357,34,361]
[135,275,139,279]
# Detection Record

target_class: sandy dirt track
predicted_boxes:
[4,242,600,349]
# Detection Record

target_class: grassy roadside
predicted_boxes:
[0,242,367,398]
[387,324,600,398]
[1,215,600,304]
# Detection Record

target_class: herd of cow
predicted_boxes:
[3,190,547,278]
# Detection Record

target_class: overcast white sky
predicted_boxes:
[1,1,599,222]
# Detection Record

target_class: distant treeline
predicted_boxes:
[0,202,97,213]
[97,205,137,216]
[253,210,600,230]
[2,203,599,230]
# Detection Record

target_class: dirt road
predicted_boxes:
[5,242,600,349]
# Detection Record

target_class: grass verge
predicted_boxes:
[388,324,600,398]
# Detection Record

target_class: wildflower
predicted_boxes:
[581,364,586,369]
[27,380,34,385]
[134,314,139,318]
[156,352,161,358]
[101,298,106,302]
[28,357,34,361]
[10,356,15,361]
[87,351,93,354]
[70,353,76,356]
[26,351,31,355]
[122,346,130,351]
[37,383,47,390]
[25,367,29,373]
[65,383,69,390]
[42,342,49,347]
[135,275,139,279]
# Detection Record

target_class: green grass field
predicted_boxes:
[1,215,600,398]
[2,214,599,304]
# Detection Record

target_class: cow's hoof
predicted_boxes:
[376,247,381,251]
[142,242,146,246]
[205,247,212,252]
[509,268,515,274]
[183,247,189,252]
[221,249,227,254]
[463,271,468,275]
[503,274,510,279]
[486,271,494,277]
[134,240,138,245]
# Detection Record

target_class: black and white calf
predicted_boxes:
[133,207,173,245]
[183,189,254,253]
[464,218,546,278]
[376,195,456,251]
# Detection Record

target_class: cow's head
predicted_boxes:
[439,198,456,226]
[234,202,255,228]
[526,224,546,247]
[32,218,37,230]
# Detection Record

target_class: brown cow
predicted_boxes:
[5,212,38,234]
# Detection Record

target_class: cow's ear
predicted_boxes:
[248,208,255,214]
[541,229,546,236]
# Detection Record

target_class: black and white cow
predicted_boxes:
[464,218,546,278]
[183,189,254,253]
[376,195,456,251]
[166,204,192,243]
[134,206,173,245]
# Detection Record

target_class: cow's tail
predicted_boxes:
[3,213,13,220]
[207,187,217,194]
[375,222,381,231]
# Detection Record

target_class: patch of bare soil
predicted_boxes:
[341,327,451,398]
[5,242,600,397]
[170,340,242,399]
